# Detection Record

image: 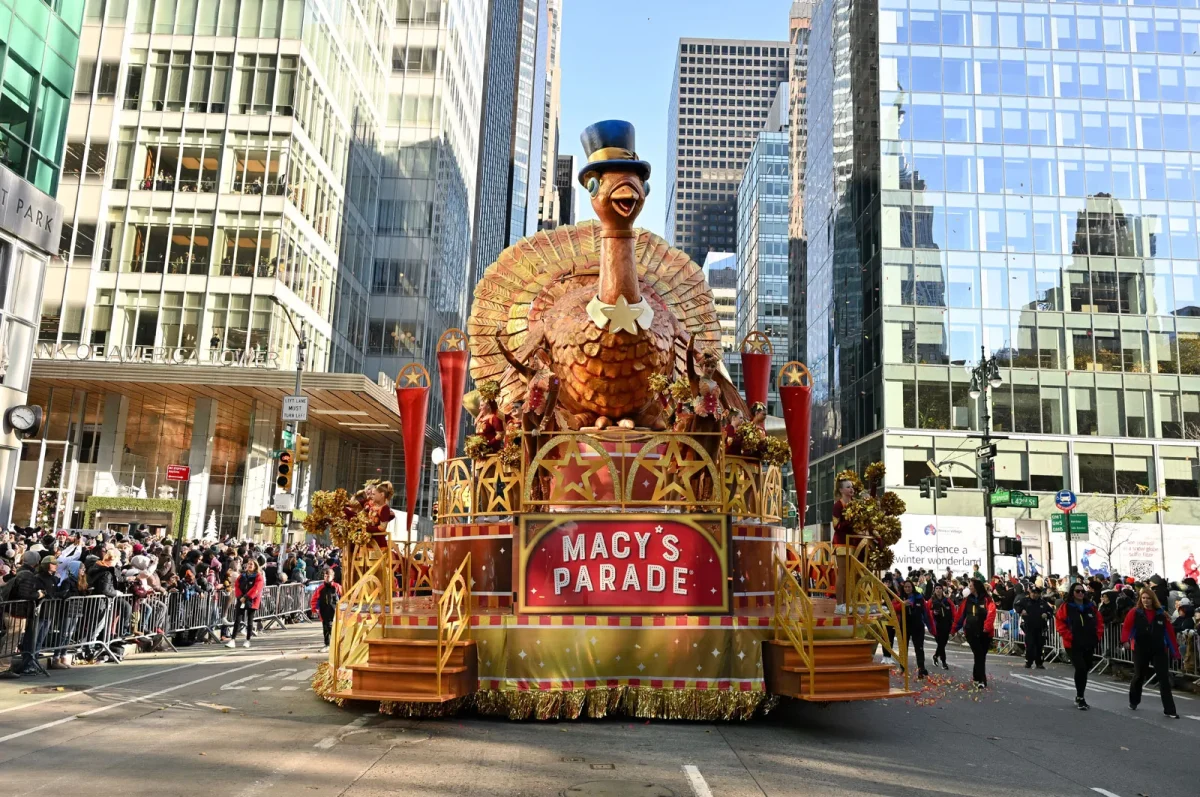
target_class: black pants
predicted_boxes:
[886,624,896,655]
[233,606,257,641]
[933,630,949,664]
[966,633,990,685]
[1070,645,1094,698]
[1024,628,1045,665]
[320,613,334,646]
[905,626,927,673]
[1130,646,1176,715]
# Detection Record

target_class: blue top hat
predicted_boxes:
[578,120,651,185]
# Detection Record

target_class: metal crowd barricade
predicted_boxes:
[35,595,111,660]
[1,599,34,667]
[2,585,314,673]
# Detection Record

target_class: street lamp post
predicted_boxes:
[271,297,306,564]
[968,346,1003,578]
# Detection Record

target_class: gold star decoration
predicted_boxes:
[644,439,708,504]
[746,337,768,353]
[477,458,519,513]
[397,363,429,388]
[444,332,463,350]
[599,295,644,335]
[782,364,804,385]
[542,447,608,502]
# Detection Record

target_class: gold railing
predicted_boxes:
[330,545,391,676]
[436,552,472,697]
[789,541,838,598]
[774,555,816,697]
[394,540,435,603]
[844,552,909,693]
[437,430,783,523]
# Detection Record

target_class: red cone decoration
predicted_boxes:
[739,332,773,408]
[395,363,431,529]
[436,329,469,456]
[778,361,812,525]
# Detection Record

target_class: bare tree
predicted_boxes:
[1082,486,1170,576]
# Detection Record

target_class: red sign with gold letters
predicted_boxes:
[518,514,728,614]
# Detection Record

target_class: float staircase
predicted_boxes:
[336,637,478,703]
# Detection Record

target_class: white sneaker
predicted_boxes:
[881,656,894,665]
[224,640,235,649]
[243,640,252,649]
[318,645,329,653]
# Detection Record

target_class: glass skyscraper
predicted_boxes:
[0,0,80,526]
[805,0,1200,577]
[736,127,790,415]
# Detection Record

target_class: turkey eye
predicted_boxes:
[644,181,651,197]
[587,177,599,197]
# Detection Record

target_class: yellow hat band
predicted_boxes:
[588,147,637,164]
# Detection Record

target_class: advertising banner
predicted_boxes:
[895,514,987,575]
[518,514,729,614]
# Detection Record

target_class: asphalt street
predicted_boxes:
[0,626,1193,797]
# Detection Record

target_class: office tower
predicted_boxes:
[537,0,562,229]
[471,0,548,284]
[736,92,790,415]
[19,0,403,537]
[702,252,738,354]
[787,2,811,365]
[371,0,490,524]
[804,0,1200,575]
[666,37,792,265]
[552,154,575,227]
[0,0,82,526]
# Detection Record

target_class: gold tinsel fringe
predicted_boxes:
[378,695,476,718]
[473,687,774,721]
[310,661,351,706]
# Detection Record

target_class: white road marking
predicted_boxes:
[682,764,713,797]
[283,669,315,681]
[280,686,301,691]
[0,654,237,715]
[0,655,279,745]
[1186,715,1200,721]
[314,713,374,750]
[1091,788,1122,797]
[264,668,298,680]
[220,674,263,690]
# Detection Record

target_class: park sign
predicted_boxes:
[1051,513,1088,535]
[989,489,1038,509]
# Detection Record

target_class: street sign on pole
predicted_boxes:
[281,396,309,422]
[1009,490,1038,509]
[975,443,998,459]
[1051,513,1088,535]
[989,489,1011,507]
[272,492,295,512]
[1054,490,1077,512]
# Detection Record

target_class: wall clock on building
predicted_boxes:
[5,404,43,438]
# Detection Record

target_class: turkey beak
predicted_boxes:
[609,181,642,218]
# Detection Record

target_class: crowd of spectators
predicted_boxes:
[1,526,344,678]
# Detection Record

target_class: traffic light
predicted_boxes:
[295,434,310,463]
[276,450,294,491]
[919,477,931,498]
[936,477,948,499]
[979,458,996,492]
[999,537,1023,556]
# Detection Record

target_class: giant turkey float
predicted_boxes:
[311,121,914,720]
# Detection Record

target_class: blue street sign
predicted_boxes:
[1055,490,1077,512]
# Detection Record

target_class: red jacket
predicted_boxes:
[952,594,996,636]
[234,571,266,609]
[1121,607,1179,657]
[1054,601,1103,649]
[310,581,342,614]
